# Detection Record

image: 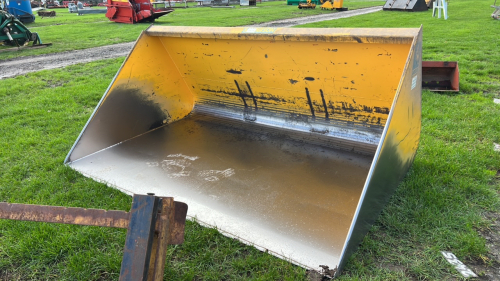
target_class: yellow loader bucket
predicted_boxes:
[65,26,422,276]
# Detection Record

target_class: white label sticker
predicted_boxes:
[411,75,418,90]
[441,251,477,278]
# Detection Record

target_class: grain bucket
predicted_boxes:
[65,26,423,275]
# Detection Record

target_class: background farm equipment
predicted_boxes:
[492,0,499,19]
[151,0,187,9]
[422,61,459,91]
[1,0,36,23]
[320,0,346,10]
[0,9,51,51]
[37,9,56,16]
[105,0,173,23]
[298,0,315,9]
[383,0,429,11]
[68,2,107,14]
[287,0,320,6]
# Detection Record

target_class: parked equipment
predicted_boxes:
[320,0,347,10]
[422,61,459,91]
[298,0,316,9]
[0,10,51,51]
[46,0,66,8]
[239,0,256,6]
[65,26,423,277]
[68,2,78,12]
[69,2,107,14]
[78,7,107,14]
[2,0,36,23]
[383,0,428,11]
[37,10,57,17]
[288,0,320,5]
[105,0,173,23]
[492,0,500,19]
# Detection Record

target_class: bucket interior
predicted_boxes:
[66,27,417,271]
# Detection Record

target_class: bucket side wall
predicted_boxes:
[66,33,195,163]
[338,28,422,274]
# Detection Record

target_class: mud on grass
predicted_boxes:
[470,212,500,280]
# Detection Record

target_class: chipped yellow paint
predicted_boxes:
[114,26,415,128]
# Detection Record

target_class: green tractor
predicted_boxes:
[1,10,50,49]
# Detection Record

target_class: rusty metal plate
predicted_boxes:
[172,201,188,245]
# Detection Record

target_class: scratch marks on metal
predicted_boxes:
[200,84,389,128]
[320,89,329,119]
[148,154,235,181]
[305,87,315,118]
[157,154,200,178]
[234,80,248,107]
[198,168,235,182]
[245,81,258,110]
[161,159,193,178]
[167,154,199,161]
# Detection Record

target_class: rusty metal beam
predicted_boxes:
[148,197,173,281]
[0,199,188,243]
[120,194,159,281]
[0,202,130,228]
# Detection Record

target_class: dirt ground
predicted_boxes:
[0,6,381,80]
[249,5,381,27]
[0,42,134,79]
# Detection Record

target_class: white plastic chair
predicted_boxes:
[433,0,448,20]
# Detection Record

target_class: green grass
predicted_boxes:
[0,0,384,59]
[1,0,500,280]
[299,1,500,278]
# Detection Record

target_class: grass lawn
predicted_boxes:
[1,0,500,280]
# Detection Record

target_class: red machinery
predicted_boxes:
[105,0,173,23]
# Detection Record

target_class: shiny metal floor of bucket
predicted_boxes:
[69,110,374,270]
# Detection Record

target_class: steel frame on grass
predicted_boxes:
[0,194,188,281]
